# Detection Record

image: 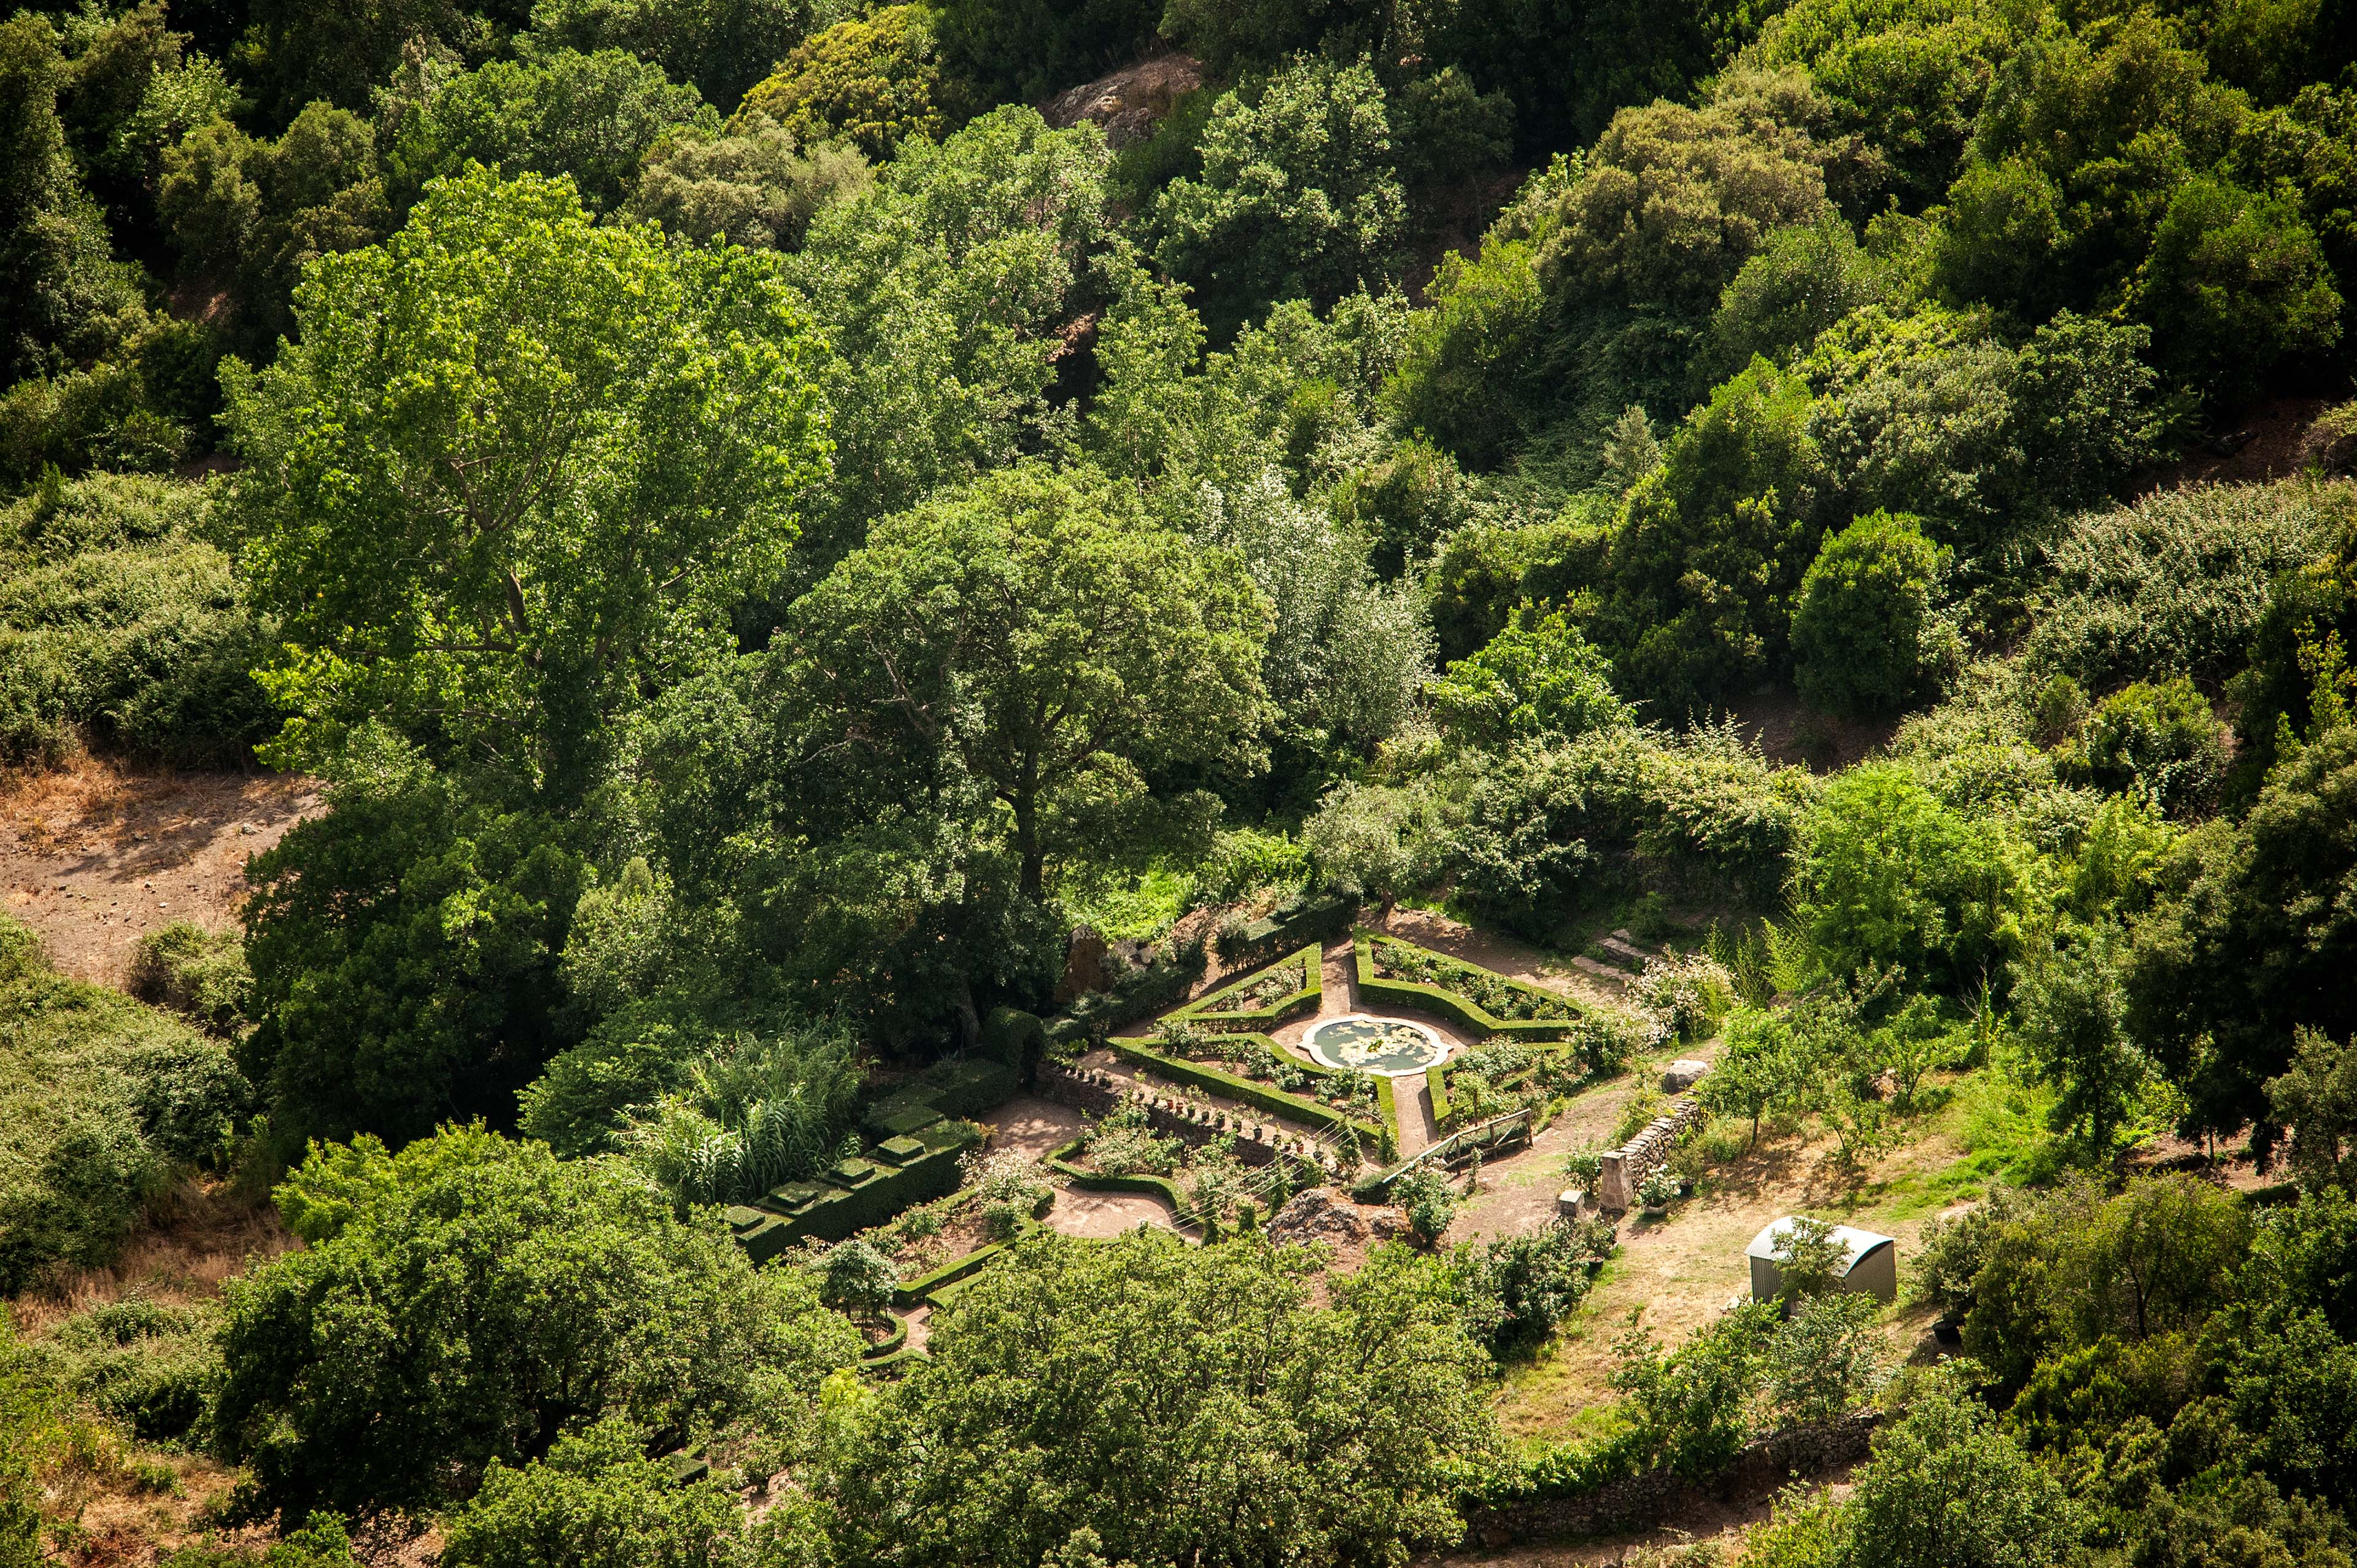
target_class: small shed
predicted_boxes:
[1746,1218,1897,1305]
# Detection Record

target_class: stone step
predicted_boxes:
[1593,936,1655,970]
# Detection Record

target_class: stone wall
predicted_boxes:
[1596,1093,1709,1210]
[1463,1412,1882,1545]
[1036,1062,1290,1168]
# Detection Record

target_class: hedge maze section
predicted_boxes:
[1164,943,1322,1033]
[1352,929,1582,1043]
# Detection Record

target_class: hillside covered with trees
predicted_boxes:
[7,0,2357,1560]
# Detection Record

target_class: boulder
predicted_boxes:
[1265,1187,1370,1245]
[1040,52,1206,148]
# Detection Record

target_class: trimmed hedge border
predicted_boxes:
[859,1345,924,1377]
[1352,929,1580,1043]
[890,1218,1044,1308]
[1109,1037,1384,1147]
[861,1314,910,1360]
[1047,1138,1193,1213]
[1169,944,1322,1034]
[1428,1063,1453,1126]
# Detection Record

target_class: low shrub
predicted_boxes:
[125,924,250,1039]
[1,915,253,1292]
[0,473,276,769]
[1083,1103,1182,1178]
[34,1296,222,1442]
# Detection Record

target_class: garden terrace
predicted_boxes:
[1429,1036,1595,1133]
[1355,930,1584,1043]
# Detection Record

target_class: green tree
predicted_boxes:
[786,463,1271,899]
[1595,357,1828,715]
[239,759,586,1146]
[522,0,829,113]
[623,111,870,249]
[382,48,714,215]
[1763,1291,1886,1425]
[1709,218,1892,373]
[2013,922,2148,1157]
[782,107,1123,573]
[238,0,511,122]
[1700,1006,1815,1146]
[1538,77,1835,318]
[2062,677,2230,819]
[1153,57,1408,340]
[1385,234,1547,469]
[2126,725,2357,1151]
[2268,1028,2357,1191]
[214,1128,859,1519]
[0,14,147,385]
[1840,1370,2085,1568]
[158,101,390,353]
[934,0,1159,103]
[1794,763,2022,991]
[222,166,829,803]
[1428,609,1635,748]
[2131,174,2341,406]
[733,5,953,160]
[1609,1304,1775,1478]
[818,1232,1496,1567]
[439,1418,764,1568]
[1792,511,1956,717]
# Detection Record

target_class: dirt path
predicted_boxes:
[0,759,319,986]
[1396,1073,1441,1156]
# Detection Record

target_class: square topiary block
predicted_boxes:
[917,1118,985,1153]
[875,1135,926,1164]
[870,1103,944,1138]
[722,1205,768,1232]
[830,1157,881,1186]
[768,1181,826,1211]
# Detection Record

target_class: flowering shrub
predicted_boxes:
[1083,1103,1182,1178]
[1199,964,1303,1014]
[961,1148,1053,1238]
[1635,952,1733,1046]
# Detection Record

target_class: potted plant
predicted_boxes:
[1636,1167,1678,1219]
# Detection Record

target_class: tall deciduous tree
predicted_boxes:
[214,1128,857,1520]
[817,1232,1496,1567]
[786,463,1272,899]
[222,165,830,804]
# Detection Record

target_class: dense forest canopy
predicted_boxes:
[8,0,2357,1559]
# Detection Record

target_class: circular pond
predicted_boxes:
[1302,1014,1450,1077]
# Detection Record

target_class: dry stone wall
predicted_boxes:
[1596,1093,1709,1210]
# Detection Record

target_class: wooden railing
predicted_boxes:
[1366,1105,1536,1191]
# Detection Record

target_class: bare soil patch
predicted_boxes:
[0,758,319,986]
[1724,687,1900,774]
[983,1094,1089,1159]
[1048,1187,1190,1238]
[2137,395,2331,491]
[1367,910,1631,1012]
[9,1177,295,1335]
